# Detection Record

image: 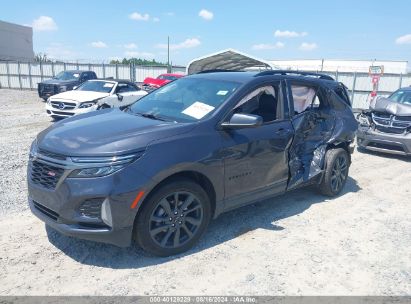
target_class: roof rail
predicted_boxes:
[197,69,243,74]
[255,70,334,81]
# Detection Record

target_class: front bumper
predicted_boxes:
[45,102,97,119]
[357,126,411,156]
[27,157,153,247]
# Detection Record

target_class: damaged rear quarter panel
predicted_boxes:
[287,86,357,189]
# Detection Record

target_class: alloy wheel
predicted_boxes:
[330,155,348,192]
[149,191,203,248]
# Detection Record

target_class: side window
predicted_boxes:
[116,83,136,93]
[233,84,281,123]
[290,84,325,114]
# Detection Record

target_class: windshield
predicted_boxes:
[130,77,240,122]
[76,81,115,93]
[389,89,411,105]
[54,71,80,81]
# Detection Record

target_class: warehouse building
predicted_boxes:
[0,20,34,62]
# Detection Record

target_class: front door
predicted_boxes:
[220,82,294,210]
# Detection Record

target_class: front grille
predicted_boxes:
[39,84,58,95]
[375,125,406,134]
[78,198,104,219]
[372,112,411,134]
[367,142,405,152]
[50,110,75,116]
[30,161,64,189]
[38,149,67,161]
[33,201,59,221]
[50,101,76,110]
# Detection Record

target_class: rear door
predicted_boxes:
[220,81,294,209]
[286,80,336,189]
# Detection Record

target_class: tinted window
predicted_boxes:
[130,77,240,122]
[54,71,80,81]
[116,83,138,93]
[77,81,114,93]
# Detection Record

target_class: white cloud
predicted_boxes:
[395,34,411,45]
[32,16,58,32]
[124,43,138,49]
[252,42,285,50]
[90,41,107,48]
[129,12,150,21]
[153,17,160,22]
[274,30,307,38]
[45,43,78,60]
[125,51,154,58]
[199,9,214,20]
[156,38,201,50]
[299,42,318,51]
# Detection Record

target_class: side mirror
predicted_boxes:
[221,113,263,129]
[117,93,124,101]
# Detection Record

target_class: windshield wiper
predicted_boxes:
[136,112,168,122]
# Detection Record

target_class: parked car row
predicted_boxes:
[38,71,184,119]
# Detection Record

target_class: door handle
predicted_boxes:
[275,128,290,136]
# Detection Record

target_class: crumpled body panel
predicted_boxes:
[287,90,357,189]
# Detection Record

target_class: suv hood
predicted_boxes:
[37,109,195,156]
[370,97,411,116]
[49,90,110,103]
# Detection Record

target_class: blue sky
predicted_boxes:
[2,0,411,65]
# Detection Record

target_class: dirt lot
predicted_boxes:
[0,89,410,296]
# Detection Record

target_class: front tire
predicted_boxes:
[318,148,350,197]
[134,179,211,257]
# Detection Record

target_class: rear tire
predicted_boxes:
[318,148,350,197]
[134,179,211,257]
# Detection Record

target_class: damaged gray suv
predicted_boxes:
[27,70,357,256]
[357,87,411,156]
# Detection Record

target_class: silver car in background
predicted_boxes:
[357,87,411,156]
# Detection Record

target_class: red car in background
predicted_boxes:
[141,73,184,91]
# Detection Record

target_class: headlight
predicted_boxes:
[68,152,143,178]
[59,86,67,92]
[358,114,370,126]
[79,97,104,109]
[69,165,125,178]
[79,101,97,108]
[29,139,38,161]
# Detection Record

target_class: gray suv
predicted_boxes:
[27,71,357,256]
[357,87,411,156]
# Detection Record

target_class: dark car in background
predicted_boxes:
[37,70,97,100]
[357,87,411,156]
[27,70,357,256]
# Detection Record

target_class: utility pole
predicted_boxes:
[167,36,171,73]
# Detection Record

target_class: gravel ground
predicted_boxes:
[0,89,410,295]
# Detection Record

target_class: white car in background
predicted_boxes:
[45,79,147,120]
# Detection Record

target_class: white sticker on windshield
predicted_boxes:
[182,102,215,119]
[73,73,80,78]
[217,90,228,96]
[103,83,114,88]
